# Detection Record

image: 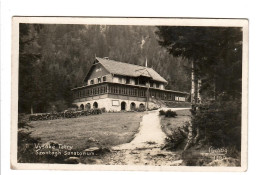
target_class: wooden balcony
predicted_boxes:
[72,82,188,102]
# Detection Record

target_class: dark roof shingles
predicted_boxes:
[96,57,167,83]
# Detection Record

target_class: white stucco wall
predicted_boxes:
[112,77,119,83]
[73,97,147,112]
[160,84,165,90]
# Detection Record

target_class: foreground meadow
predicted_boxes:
[29,112,144,150]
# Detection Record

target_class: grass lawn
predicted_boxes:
[160,109,191,136]
[29,112,144,150]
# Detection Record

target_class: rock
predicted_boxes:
[88,137,98,142]
[207,158,240,166]
[84,147,100,152]
[64,157,80,164]
[84,147,110,155]
[130,150,139,154]
[155,153,167,157]
[171,159,183,166]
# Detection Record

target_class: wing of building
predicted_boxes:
[72,57,189,111]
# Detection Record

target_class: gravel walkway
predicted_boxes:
[100,108,190,165]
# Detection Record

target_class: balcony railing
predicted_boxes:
[73,83,186,102]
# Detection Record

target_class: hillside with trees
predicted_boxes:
[19,24,191,113]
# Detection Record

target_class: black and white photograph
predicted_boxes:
[10,17,248,171]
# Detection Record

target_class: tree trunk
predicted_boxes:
[194,127,200,144]
[191,61,195,103]
[184,121,193,150]
[30,105,33,114]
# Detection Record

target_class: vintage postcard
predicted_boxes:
[11,17,248,171]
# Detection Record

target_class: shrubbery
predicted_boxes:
[136,107,145,112]
[29,108,103,121]
[165,110,177,118]
[159,109,177,118]
[159,110,166,116]
[164,123,189,151]
[190,99,241,151]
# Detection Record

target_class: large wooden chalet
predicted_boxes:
[72,57,189,111]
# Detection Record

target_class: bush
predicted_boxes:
[164,123,189,151]
[159,109,177,118]
[28,108,103,121]
[101,107,106,113]
[136,107,145,112]
[165,110,177,118]
[159,110,166,115]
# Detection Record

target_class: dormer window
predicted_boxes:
[103,76,106,82]
[90,79,94,85]
[98,77,101,83]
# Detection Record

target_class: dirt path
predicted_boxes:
[100,108,190,165]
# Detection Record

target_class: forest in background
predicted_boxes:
[19,24,191,113]
[156,26,242,164]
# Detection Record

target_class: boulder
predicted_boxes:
[64,157,80,164]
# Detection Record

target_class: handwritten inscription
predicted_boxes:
[34,143,95,157]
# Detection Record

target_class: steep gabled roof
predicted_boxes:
[95,57,168,83]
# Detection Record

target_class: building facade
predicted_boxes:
[72,57,189,111]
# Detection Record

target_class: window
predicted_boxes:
[135,79,138,85]
[90,79,94,85]
[140,90,145,97]
[168,94,172,100]
[133,89,137,96]
[150,82,154,87]
[156,83,159,88]
[98,77,101,83]
[129,89,133,96]
[123,87,127,95]
[103,76,106,82]
[139,78,146,85]
[126,77,130,84]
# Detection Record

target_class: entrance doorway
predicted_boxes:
[139,103,145,110]
[130,102,136,111]
[93,102,98,109]
[121,101,126,110]
[85,103,91,110]
[80,104,84,110]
